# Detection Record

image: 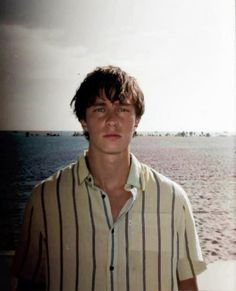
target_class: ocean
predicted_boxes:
[0,132,235,263]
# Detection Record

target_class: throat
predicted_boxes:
[106,190,132,220]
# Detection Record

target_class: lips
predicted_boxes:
[103,133,121,138]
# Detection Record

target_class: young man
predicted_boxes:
[12,66,206,291]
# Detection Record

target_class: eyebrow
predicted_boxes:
[92,102,106,106]
[92,102,132,108]
[118,103,132,106]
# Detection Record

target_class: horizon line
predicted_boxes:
[0,129,235,134]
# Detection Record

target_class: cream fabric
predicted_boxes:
[12,153,206,291]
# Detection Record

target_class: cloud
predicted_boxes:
[0,0,138,47]
[0,0,234,131]
[0,0,43,28]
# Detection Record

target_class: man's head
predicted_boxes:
[70,65,145,139]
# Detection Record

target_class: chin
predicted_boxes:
[99,144,129,155]
[101,148,125,155]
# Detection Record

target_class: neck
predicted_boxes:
[86,149,131,192]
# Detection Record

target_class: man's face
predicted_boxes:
[80,93,139,156]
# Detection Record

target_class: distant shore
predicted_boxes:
[0,130,235,138]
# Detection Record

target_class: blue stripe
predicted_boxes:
[41,182,50,291]
[56,171,63,290]
[72,164,79,291]
[125,213,130,291]
[101,192,111,229]
[86,183,96,291]
[151,170,161,291]
[177,232,180,281]
[142,191,146,291]
[110,231,115,291]
[171,185,176,291]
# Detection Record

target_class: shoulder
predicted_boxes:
[32,160,79,197]
[140,161,189,204]
[139,160,174,188]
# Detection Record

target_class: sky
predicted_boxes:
[0,0,235,133]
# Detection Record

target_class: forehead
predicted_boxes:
[95,88,133,104]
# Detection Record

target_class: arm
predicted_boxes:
[178,277,198,291]
[176,186,207,286]
[11,186,45,290]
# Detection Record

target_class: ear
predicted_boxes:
[134,118,140,128]
[80,119,88,131]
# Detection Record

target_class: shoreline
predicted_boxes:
[1,130,235,138]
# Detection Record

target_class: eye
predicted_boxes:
[94,107,105,113]
[118,107,130,112]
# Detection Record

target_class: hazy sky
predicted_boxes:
[0,0,235,132]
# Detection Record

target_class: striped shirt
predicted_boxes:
[12,153,206,291]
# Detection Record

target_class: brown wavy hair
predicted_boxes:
[70,65,145,139]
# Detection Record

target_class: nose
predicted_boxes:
[106,109,118,126]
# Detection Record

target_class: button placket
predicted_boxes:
[109,224,116,291]
[100,191,113,230]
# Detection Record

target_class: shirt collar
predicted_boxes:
[78,151,91,185]
[77,151,145,191]
[124,153,142,191]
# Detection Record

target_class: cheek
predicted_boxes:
[125,118,137,132]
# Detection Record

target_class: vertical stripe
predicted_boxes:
[125,213,130,291]
[41,182,50,291]
[184,230,195,277]
[101,191,111,229]
[56,171,63,290]
[171,185,176,291]
[177,232,179,265]
[86,184,96,291]
[141,191,146,291]
[32,232,43,281]
[151,171,161,291]
[19,207,34,272]
[183,205,195,277]
[110,231,115,291]
[72,164,79,291]
[176,232,180,282]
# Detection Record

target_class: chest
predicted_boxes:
[44,187,179,291]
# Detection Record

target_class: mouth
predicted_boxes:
[103,134,122,139]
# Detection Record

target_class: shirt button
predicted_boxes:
[88,177,92,182]
[111,229,114,234]
[102,194,106,199]
[109,266,114,271]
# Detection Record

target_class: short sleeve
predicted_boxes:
[177,191,207,281]
[11,184,46,284]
